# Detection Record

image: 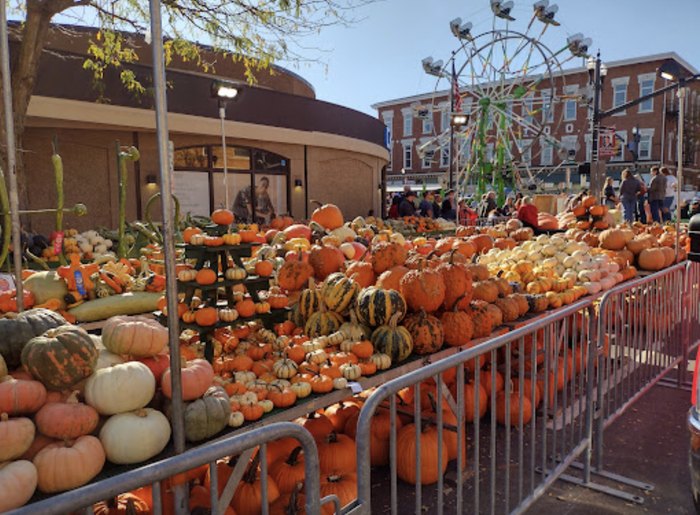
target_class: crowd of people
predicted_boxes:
[602,166,678,223]
[386,186,561,233]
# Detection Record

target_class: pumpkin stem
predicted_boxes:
[325,431,338,444]
[452,293,468,313]
[309,199,323,208]
[449,248,459,265]
[286,445,304,465]
[244,452,261,484]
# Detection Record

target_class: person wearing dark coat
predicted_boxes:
[441,190,457,220]
[398,191,418,217]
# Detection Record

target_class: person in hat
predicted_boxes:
[399,190,418,217]
[441,189,457,220]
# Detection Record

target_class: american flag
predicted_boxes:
[452,60,462,114]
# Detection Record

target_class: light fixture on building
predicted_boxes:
[657,59,689,83]
[451,114,469,127]
[294,179,303,191]
[211,79,243,209]
[146,174,157,186]
[211,80,240,100]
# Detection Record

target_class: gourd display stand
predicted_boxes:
[161,226,289,362]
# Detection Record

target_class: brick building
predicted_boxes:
[373,52,700,196]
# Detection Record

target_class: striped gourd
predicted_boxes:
[370,314,413,363]
[321,273,360,313]
[355,287,407,327]
[298,285,322,320]
[305,310,344,337]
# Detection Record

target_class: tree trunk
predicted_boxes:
[0,0,72,228]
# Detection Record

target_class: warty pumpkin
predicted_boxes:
[470,302,495,338]
[101,315,168,358]
[309,245,345,280]
[438,254,473,310]
[277,256,314,291]
[403,310,444,354]
[21,325,98,391]
[472,280,499,303]
[400,267,446,313]
[345,260,376,288]
[441,300,474,347]
[375,265,409,292]
[33,435,106,493]
[100,408,171,464]
[369,241,408,274]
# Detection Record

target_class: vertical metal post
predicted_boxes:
[676,85,684,260]
[219,104,229,210]
[590,52,602,200]
[148,1,187,513]
[448,51,456,190]
[0,2,24,310]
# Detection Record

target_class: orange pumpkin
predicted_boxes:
[195,307,218,326]
[310,202,344,230]
[195,268,217,286]
[211,208,235,226]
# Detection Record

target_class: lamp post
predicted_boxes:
[211,80,241,210]
[586,52,607,199]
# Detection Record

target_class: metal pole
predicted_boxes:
[590,52,602,200]
[676,85,684,260]
[148,1,187,513]
[0,2,24,311]
[448,54,456,191]
[219,104,229,210]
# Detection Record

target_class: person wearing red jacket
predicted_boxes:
[517,196,539,230]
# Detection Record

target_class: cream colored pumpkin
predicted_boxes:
[95,349,125,370]
[101,315,168,358]
[0,414,35,461]
[0,460,38,512]
[100,408,171,464]
[84,361,155,415]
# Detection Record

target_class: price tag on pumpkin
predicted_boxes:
[53,231,64,255]
[349,382,363,394]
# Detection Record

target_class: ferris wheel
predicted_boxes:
[416,0,593,201]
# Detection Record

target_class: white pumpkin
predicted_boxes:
[583,281,602,294]
[540,245,557,257]
[95,349,125,371]
[100,408,171,464]
[228,411,244,428]
[330,225,357,243]
[0,460,37,512]
[339,242,357,260]
[85,361,155,415]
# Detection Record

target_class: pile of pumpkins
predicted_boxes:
[0,310,230,511]
[595,225,688,272]
[556,195,615,231]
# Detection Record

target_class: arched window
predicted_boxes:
[172,144,290,223]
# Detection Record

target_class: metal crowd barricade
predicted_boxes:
[685,261,700,355]
[580,262,688,503]
[347,298,598,515]
[8,422,330,515]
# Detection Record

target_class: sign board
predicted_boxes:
[598,127,618,158]
[0,273,15,293]
[173,171,210,217]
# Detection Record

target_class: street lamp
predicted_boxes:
[657,60,688,258]
[451,114,469,127]
[211,79,242,210]
[586,52,607,199]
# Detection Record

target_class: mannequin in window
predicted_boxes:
[232,176,276,224]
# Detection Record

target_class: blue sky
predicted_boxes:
[282,0,700,115]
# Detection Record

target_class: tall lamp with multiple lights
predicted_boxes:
[586,52,607,200]
[211,80,241,210]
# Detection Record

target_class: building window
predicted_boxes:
[540,139,553,166]
[610,130,627,162]
[422,117,433,134]
[637,128,654,160]
[518,140,532,166]
[441,108,449,131]
[441,146,450,168]
[403,143,413,170]
[638,75,655,113]
[523,97,534,129]
[541,90,554,124]
[585,134,592,163]
[563,86,577,122]
[611,77,629,113]
[561,135,578,161]
[403,115,413,136]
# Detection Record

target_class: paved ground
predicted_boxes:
[528,382,696,514]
